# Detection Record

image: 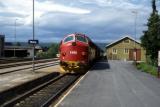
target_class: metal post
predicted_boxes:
[135,12,137,49]
[132,11,138,62]
[14,19,17,57]
[32,0,35,72]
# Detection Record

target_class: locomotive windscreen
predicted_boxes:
[76,36,87,43]
[64,36,74,43]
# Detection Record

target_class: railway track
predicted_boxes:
[0,58,58,69]
[0,58,55,64]
[0,58,31,64]
[0,61,59,75]
[0,73,81,107]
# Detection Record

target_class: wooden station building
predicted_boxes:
[105,36,146,61]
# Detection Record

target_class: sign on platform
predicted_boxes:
[28,40,39,45]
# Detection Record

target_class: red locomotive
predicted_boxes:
[59,33,102,73]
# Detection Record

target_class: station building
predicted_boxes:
[0,35,5,57]
[4,45,42,58]
[0,34,42,58]
[105,36,146,61]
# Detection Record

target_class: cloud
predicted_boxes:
[79,0,112,6]
[0,0,91,25]
[0,0,154,43]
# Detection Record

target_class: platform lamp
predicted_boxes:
[14,19,18,58]
[132,10,138,62]
[32,0,35,72]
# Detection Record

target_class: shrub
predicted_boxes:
[136,62,157,76]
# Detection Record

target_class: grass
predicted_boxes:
[136,62,158,76]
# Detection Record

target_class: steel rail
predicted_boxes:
[0,58,57,64]
[0,74,81,107]
[0,72,60,106]
[0,61,59,75]
[0,58,58,69]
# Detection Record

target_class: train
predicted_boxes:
[59,33,103,73]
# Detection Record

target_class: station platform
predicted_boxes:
[0,65,60,92]
[58,60,160,107]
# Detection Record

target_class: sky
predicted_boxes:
[0,0,159,43]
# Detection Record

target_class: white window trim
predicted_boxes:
[124,48,129,54]
[112,48,117,54]
[76,36,88,44]
[63,36,75,44]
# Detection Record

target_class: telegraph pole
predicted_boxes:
[14,19,18,57]
[132,10,138,62]
[32,0,35,72]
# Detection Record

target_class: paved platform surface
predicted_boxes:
[0,65,60,92]
[59,60,160,107]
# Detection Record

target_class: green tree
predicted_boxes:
[47,43,59,57]
[36,43,59,58]
[36,52,49,58]
[141,0,160,65]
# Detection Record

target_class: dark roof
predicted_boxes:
[105,36,141,48]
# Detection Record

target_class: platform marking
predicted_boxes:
[54,70,90,107]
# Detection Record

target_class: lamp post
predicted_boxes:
[14,19,18,57]
[32,0,35,72]
[132,10,138,61]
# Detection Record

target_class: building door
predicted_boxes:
[129,49,134,60]
[129,49,141,61]
[136,49,141,61]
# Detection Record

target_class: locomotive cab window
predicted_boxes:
[76,36,87,43]
[63,36,74,43]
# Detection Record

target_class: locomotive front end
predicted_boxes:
[59,34,89,73]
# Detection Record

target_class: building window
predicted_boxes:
[124,39,130,43]
[124,48,129,54]
[112,48,117,54]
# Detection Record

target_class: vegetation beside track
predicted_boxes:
[36,43,59,58]
[136,62,157,76]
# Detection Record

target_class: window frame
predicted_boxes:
[63,36,75,43]
[76,35,88,44]
[124,48,129,54]
[112,48,117,54]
